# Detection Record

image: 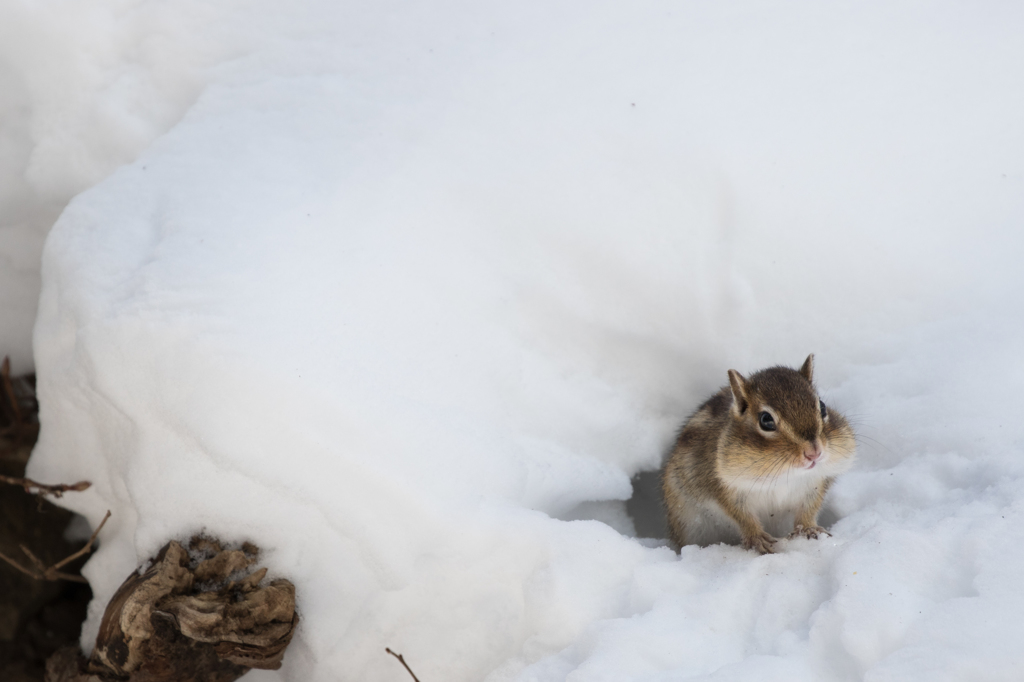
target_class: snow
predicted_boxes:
[9,0,1024,680]
[0,0,246,368]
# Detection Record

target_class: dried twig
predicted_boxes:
[1,356,23,424]
[0,474,91,498]
[0,509,110,582]
[0,356,38,445]
[385,648,422,682]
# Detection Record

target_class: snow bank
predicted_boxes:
[23,0,1024,680]
[0,0,250,366]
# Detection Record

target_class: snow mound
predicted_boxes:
[0,0,250,367]
[23,1,1024,680]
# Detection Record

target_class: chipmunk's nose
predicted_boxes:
[803,442,823,463]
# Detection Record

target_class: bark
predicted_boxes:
[46,539,298,682]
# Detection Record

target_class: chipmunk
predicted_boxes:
[661,355,855,554]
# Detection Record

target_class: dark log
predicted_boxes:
[46,538,298,682]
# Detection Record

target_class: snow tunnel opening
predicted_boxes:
[555,469,671,541]
[625,469,669,540]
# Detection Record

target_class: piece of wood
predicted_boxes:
[47,537,299,682]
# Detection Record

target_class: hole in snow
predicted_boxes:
[817,506,840,529]
[626,470,669,540]
[558,500,638,536]
[556,470,670,541]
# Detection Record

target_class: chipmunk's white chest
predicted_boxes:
[727,472,821,514]
[686,467,828,543]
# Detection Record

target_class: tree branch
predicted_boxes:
[385,648,422,682]
[0,474,91,498]
[0,510,110,583]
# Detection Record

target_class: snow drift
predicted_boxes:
[20,0,1024,680]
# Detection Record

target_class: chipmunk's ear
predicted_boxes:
[727,369,750,415]
[799,354,814,382]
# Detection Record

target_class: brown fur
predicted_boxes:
[662,354,856,554]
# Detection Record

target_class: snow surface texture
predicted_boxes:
[22,1,1024,680]
[0,0,249,367]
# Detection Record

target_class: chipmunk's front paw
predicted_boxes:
[788,524,831,540]
[742,531,777,555]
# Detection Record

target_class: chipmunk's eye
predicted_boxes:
[758,411,776,432]
[819,399,828,420]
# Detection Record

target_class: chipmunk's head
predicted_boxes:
[719,354,855,481]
